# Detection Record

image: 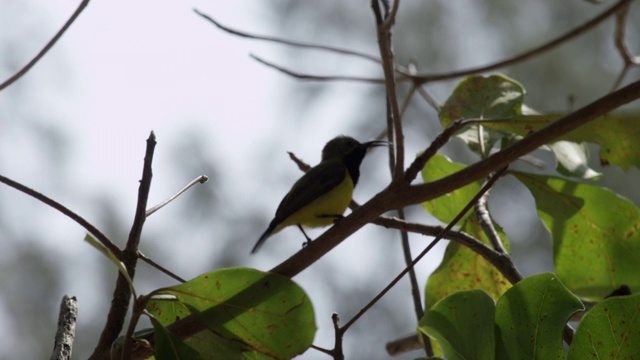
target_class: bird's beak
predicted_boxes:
[363,140,389,150]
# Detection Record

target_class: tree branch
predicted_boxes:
[49,295,78,360]
[372,0,405,182]
[194,9,382,65]
[410,0,631,84]
[90,132,157,359]
[611,1,640,90]
[250,54,384,83]
[0,0,90,91]
[0,174,120,257]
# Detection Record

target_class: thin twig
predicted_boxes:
[250,54,385,83]
[372,0,405,183]
[415,84,441,111]
[475,185,507,254]
[377,8,429,349]
[49,295,78,360]
[611,1,639,90]
[194,9,382,65]
[404,118,466,183]
[410,0,631,84]
[90,132,157,360]
[381,0,401,32]
[377,2,429,353]
[340,167,508,334]
[146,175,209,217]
[0,0,90,91]
[0,174,121,257]
[121,295,151,360]
[331,313,344,360]
[372,216,522,284]
[138,251,186,283]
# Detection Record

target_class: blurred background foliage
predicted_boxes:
[0,0,639,358]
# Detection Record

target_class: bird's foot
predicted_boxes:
[319,214,344,224]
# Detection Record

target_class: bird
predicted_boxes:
[251,135,386,253]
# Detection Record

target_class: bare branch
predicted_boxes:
[0,174,120,257]
[0,0,90,91]
[475,187,508,254]
[138,251,186,283]
[410,0,632,84]
[90,132,157,360]
[404,118,466,183]
[372,216,522,282]
[49,295,78,360]
[250,54,385,83]
[611,1,640,90]
[194,9,381,65]
[381,0,401,32]
[415,84,441,111]
[372,0,405,182]
[146,175,208,217]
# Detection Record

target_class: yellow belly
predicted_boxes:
[274,174,354,232]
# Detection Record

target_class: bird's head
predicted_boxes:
[321,136,387,162]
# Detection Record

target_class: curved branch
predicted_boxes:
[250,54,384,83]
[0,174,120,257]
[0,0,90,91]
[194,9,381,65]
[411,0,631,84]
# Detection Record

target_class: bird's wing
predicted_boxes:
[273,160,346,223]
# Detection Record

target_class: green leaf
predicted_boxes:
[440,75,526,158]
[454,125,507,157]
[514,171,640,300]
[440,74,525,126]
[481,113,640,170]
[421,154,481,224]
[425,216,511,310]
[84,234,135,297]
[568,293,640,359]
[150,316,201,360]
[548,141,601,179]
[419,290,496,360]
[147,267,316,359]
[495,273,584,360]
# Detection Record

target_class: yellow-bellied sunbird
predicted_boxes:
[251,136,385,253]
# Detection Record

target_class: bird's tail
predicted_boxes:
[251,222,276,254]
